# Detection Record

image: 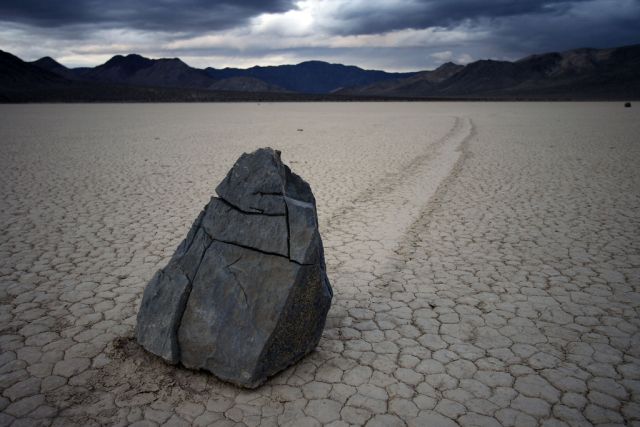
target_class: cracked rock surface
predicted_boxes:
[136,147,332,388]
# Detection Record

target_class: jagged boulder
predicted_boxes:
[136,148,332,388]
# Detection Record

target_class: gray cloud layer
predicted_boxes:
[324,0,576,35]
[1,0,639,70]
[0,0,295,30]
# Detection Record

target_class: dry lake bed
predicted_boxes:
[0,102,639,426]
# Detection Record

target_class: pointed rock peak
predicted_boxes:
[437,61,459,69]
[216,147,312,215]
[156,57,188,65]
[125,53,147,60]
[32,56,67,69]
[35,56,57,64]
[298,60,331,66]
[103,53,153,69]
[165,57,186,62]
[105,54,124,62]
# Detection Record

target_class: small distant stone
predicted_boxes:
[297,128,304,131]
[625,102,631,107]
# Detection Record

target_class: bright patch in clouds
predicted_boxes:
[431,50,474,65]
[252,6,315,37]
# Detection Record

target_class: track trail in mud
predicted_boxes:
[322,116,475,288]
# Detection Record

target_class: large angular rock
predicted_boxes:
[136,147,332,388]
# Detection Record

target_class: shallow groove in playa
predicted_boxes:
[324,116,464,227]
[323,116,474,282]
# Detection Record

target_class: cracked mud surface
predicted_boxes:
[1,103,639,426]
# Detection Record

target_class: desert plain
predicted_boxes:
[0,102,639,426]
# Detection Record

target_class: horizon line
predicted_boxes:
[4,41,639,74]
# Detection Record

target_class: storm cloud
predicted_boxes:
[0,0,296,30]
[314,0,578,35]
[0,0,639,71]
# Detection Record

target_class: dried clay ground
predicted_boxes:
[0,102,639,427]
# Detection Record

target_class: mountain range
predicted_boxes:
[28,53,413,94]
[1,43,639,102]
[204,62,415,93]
[339,44,640,99]
[0,50,344,102]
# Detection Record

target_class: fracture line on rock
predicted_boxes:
[199,227,312,266]
[174,237,216,358]
[226,256,248,306]
[216,195,286,217]
[252,191,284,196]
[285,198,291,260]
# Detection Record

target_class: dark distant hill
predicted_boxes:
[342,62,464,97]
[30,56,80,80]
[80,54,215,89]
[205,61,416,93]
[1,50,72,90]
[338,44,640,99]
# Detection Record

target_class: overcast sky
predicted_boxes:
[1,0,639,71]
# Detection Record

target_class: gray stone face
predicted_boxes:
[136,147,332,388]
[202,197,288,257]
[136,266,191,363]
[215,149,288,215]
[285,196,321,264]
